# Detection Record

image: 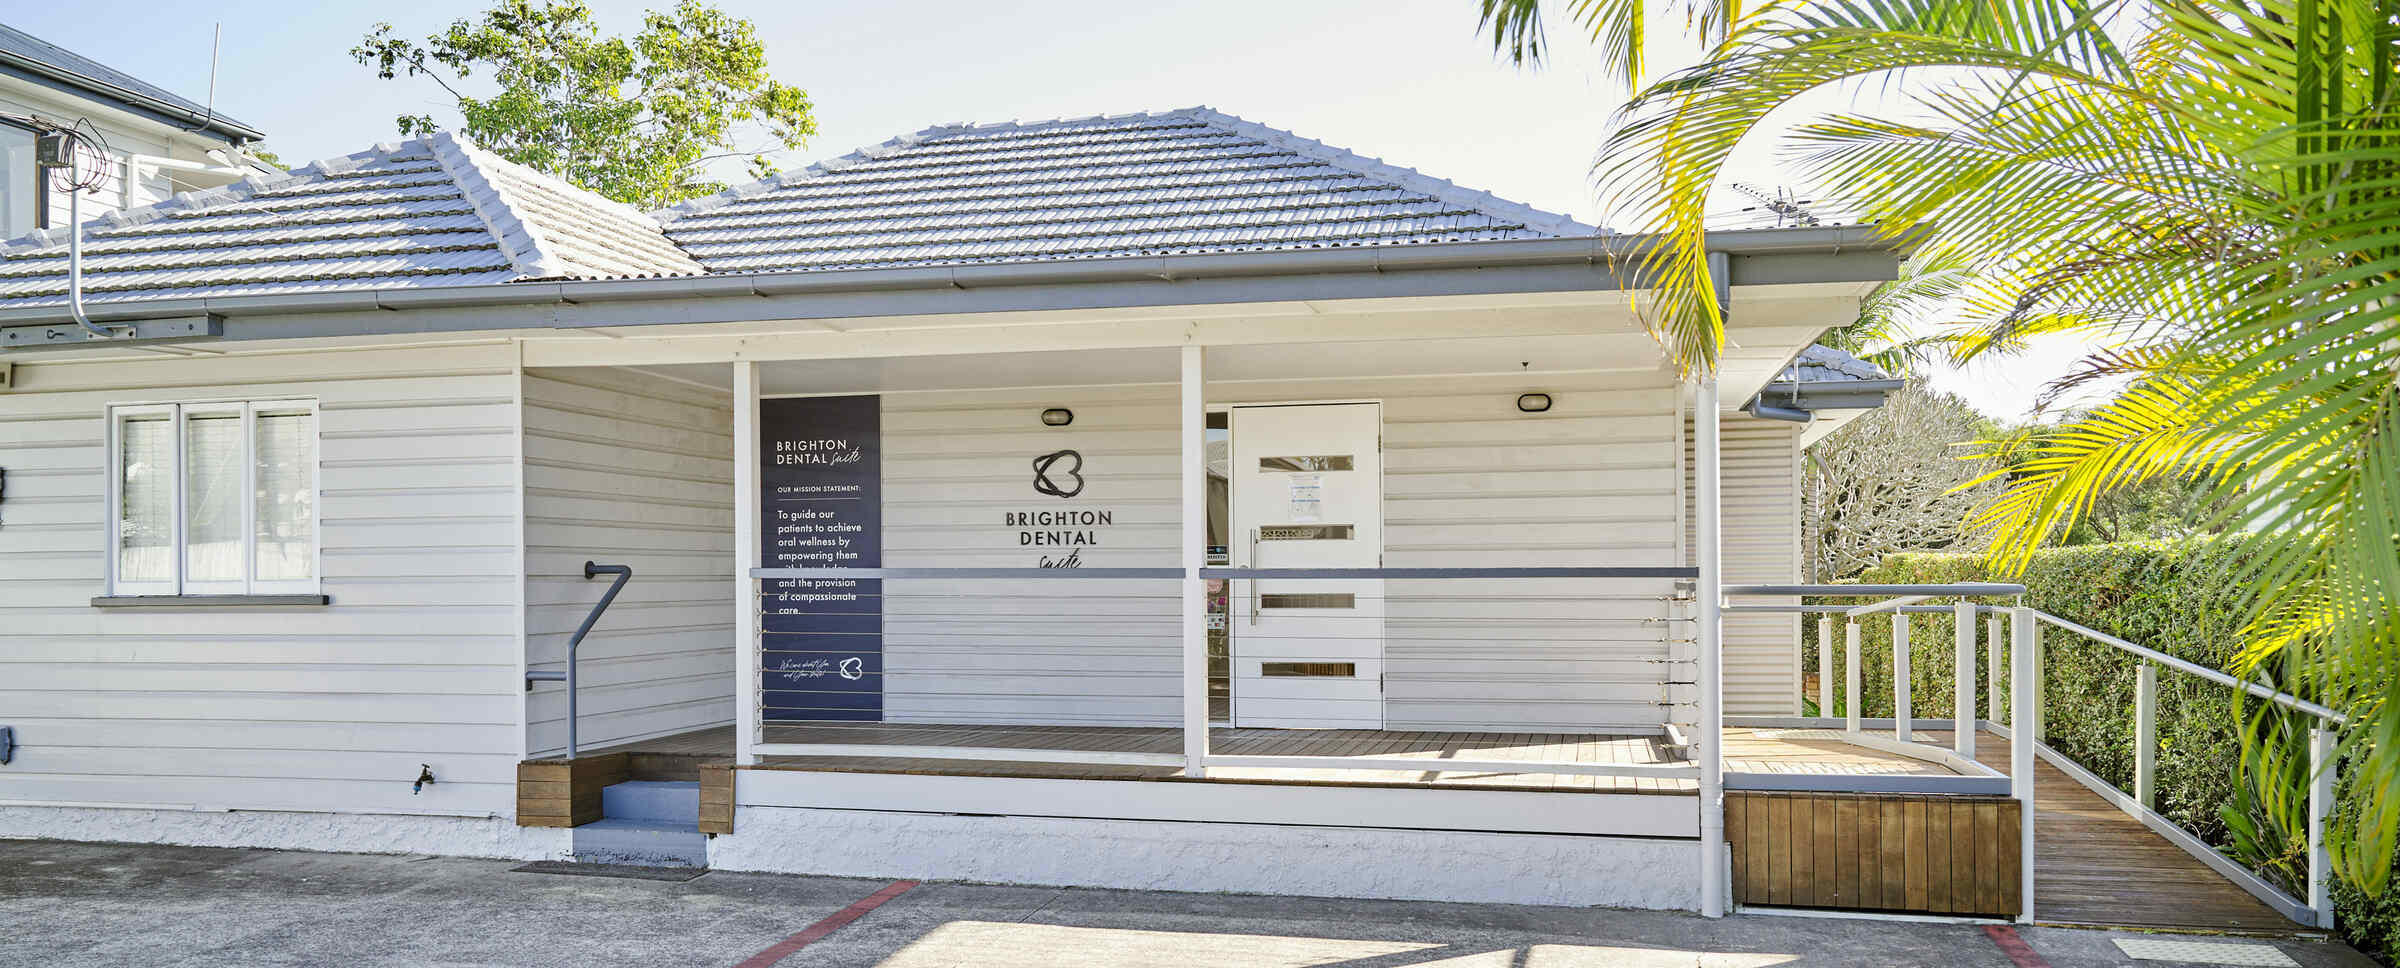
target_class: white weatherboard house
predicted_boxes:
[0,106,2077,916]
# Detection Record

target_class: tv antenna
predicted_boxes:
[1729,183,1822,227]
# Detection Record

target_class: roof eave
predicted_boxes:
[0,54,263,143]
[1754,378,1908,412]
[0,227,1902,335]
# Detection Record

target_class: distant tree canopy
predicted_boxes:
[1802,385,2002,581]
[353,0,815,209]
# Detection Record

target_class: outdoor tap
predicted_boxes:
[413,764,436,795]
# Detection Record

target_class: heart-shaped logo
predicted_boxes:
[1032,449,1085,499]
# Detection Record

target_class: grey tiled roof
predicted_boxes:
[656,107,1597,273]
[0,132,697,309]
[1779,345,1895,385]
[0,108,1593,313]
[0,24,261,140]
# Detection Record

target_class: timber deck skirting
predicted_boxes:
[515,753,629,828]
[699,762,734,835]
[1729,790,2022,919]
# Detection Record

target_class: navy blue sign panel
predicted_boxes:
[758,395,883,722]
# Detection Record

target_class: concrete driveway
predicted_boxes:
[0,839,2375,968]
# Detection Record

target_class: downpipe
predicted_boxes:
[1694,376,1727,917]
[65,171,110,340]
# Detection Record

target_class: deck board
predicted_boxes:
[1906,730,2293,932]
[595,723,1949,795]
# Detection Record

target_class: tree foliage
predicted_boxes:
[1803,385,1999,580]
[1485,0,2400,895]
[354,0,815,209]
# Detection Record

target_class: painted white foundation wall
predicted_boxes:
[0,805,570,860]
[0,344,529,818]
[1688,415,1805,715]
[713,805,1699,909]
[522,367,735,755]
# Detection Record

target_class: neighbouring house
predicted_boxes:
[0,24,270,238]
[0,107,2324,928]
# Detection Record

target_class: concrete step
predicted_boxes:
[600,780,698,824]
[571,818,708,868]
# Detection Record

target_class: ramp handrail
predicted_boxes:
[525,561,632,759]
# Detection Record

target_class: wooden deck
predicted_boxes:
[593,723,1948,795]
[593,722,2303,932]
[1921,730,2296,933]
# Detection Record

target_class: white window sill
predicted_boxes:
[90,594,329,608]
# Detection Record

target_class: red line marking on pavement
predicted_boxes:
[1984,925,2051,968]
[733,879,919,968]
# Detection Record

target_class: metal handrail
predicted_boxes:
[750,566,1699,580]
[525,561,632,759]
[2031,610,2345,724]
[1724,582,2027,597]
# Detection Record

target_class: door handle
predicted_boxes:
[1249,527,1261,627]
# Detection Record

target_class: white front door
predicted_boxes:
[1229,403,1382,729]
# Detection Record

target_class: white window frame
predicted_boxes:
[105,399,320,597]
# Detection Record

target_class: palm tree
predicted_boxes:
[1493,0,2399,893]
[1476,0,1743,88]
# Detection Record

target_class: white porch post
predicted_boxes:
[2010,606,2038,923]
[733,361,761,767]
[1987,616,2005,721]
[1954,601,1977,759]
[2308,725,2336,929]
[1845,620,1862,732]
[1816,616,1833,718]
[1179,345,1209,777]
[1893,613,1912,743]
[2134,662,2157,810]
[1693,375,1726,918]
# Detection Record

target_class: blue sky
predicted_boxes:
[6,0,2078,417]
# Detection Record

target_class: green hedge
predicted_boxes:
[1827,538,2394,961]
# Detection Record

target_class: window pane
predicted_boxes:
[253,411,314,583]
[183,413,244,584]
[117,415,173,584]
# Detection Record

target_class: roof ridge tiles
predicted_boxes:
[428,130,700,280]
[427,131,562,279]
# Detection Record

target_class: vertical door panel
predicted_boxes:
[1230,403,1382,728]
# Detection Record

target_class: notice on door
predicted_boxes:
[759,395,882,722]
[1287,473,1323,523]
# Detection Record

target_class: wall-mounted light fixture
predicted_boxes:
[1516,393,1553,413]
[1040,408,1074,427]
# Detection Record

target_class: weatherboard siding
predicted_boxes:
[521,367,735,756]
[1689,416,1806,716]
[863,373,1680,732]
[876,384,1181,725]
[1233,373,1684,733]
[0,344,526,817]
